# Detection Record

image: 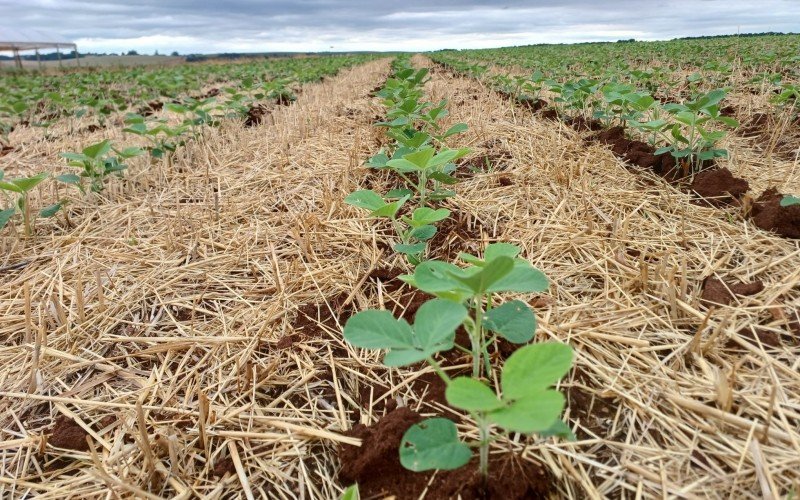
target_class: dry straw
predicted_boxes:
[0,54,798,499]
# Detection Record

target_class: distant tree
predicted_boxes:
[154,49,159,56]
[126,50,139,56]
[170,51,179,57]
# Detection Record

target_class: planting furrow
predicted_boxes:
[415,56,800,499]
[334,56,573,499]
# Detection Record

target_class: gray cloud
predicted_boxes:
[1,0,798,53]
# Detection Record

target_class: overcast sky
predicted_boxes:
[1,0,799,54]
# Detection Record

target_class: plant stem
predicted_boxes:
[418,171,427,206]
[426,357,451,384]
[477,414,490,481]
[22,194,31,237]
[471,295,485,378]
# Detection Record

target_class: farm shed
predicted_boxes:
[0,27,78,68]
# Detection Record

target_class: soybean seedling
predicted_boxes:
[123,113,188,161]
[0,170,63,236]
[401,243,549,377]
[595,83,656,128]
[655,89,739,174]
[342,300,573,481]
[402,342,573,480]
[371,146,470,206]
[345,189,449,265]
[59,140,144,194]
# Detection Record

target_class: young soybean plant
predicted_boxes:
[401,243,550,377]
[0,170,63,236]
[368,145,469,206]
[655,89,739,174]
[403,342,573,480]
[342,294,573,481]
[344,189,449,266]
[59,140,143,194]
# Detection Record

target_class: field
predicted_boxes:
[0,55,186,70]
[0,36,798,499]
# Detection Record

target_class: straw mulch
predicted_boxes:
[0,53,798,499]
[1,59,391,499]
[416,55,800,498]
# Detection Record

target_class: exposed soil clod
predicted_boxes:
[212,457,236,477]
[751,187,800,238]
[49,416,91,451]
[690,168,749,206]
[338,407,554,499]
[700,277,764,307]
[589,126,680,180]
[244,104,269,127]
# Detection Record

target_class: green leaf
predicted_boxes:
[442,123,468,138]
[483,300,537,343]
[344,190,384,211]
[488,390,564,433]
[0,180,23,193]
[539,419,576,440]
[414,260,471,295]
[445,377,503,411]
[165,102,188,114]
[340,484,359,500]
[367,152,390,168]
[39,202,63,218]
[401,147,435,169]
[484,243,521,262]
[457,252,484,266]
[400,418,472,472]
[394,242,427,255]
[123,123,148,135]
[83,140,112,159]
[344,300,465,367]
[409,224,436,241]
[780,195,800,207]
[386,188,414,199]
[56,173,81,185]
[385,302,465,365]
[117,147,144,158]
[10,172,48,192]
[413,299,468,351]
[429,148,470,169]
[0,207,15,231]
[487,262,549,293]
[370,197,407,218]
[343,310,414,350]
[448,255,514,294]
[428,171,459,185]
[717,116,739,128]
[502,342,573,399]
[409,207,450,226]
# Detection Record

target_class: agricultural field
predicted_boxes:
[0,35,799,499]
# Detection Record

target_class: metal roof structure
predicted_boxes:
[0,27,78,68]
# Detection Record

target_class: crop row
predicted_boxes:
[0,55,381,235]
[339,57,574,496]
[0,54,382,146]
[430,51,800,215]
[434,35,799,97]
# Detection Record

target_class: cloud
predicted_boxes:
[0,0,798,53]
